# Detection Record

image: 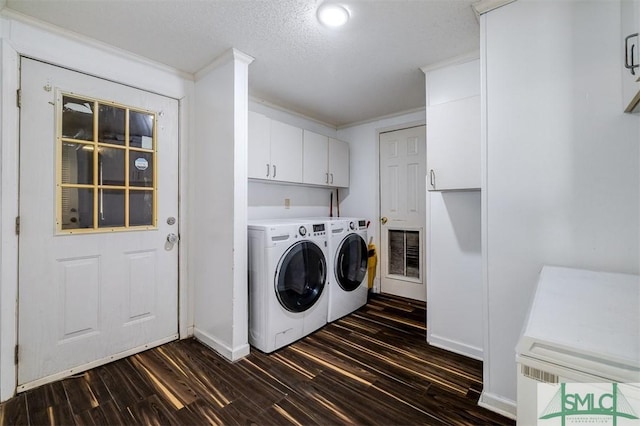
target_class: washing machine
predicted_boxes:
[304,217,369,322]
[247,219,329,353]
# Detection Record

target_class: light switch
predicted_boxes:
[284,198,291,209]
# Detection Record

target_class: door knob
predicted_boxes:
[381,217,388,225]
[167,233,179,244]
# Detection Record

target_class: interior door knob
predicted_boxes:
[381,217,388,225]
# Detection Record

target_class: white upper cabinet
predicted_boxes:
[622,0,640,112]
[423,57,481,191]
[302,132,350,187]
[248,111,303,183]
[328,138,349,187]
[302,130,329,185]
[270,120,303,183]
[248,111,271,180]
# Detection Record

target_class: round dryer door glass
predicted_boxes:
[336,234,368,291]
[275,241,327,313]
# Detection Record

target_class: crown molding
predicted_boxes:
[420,50,480,74]
[194,48,254,81]
[471,0,517,16]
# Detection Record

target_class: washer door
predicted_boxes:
[336,234,368,291]
[275,241,327,313]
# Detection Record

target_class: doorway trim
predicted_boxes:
[374,119,425,295]
[0,15,192,402]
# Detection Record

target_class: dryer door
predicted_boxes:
[336,234,368,291]
[276,241,327,313]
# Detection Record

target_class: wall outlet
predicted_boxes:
[284,198,291,209]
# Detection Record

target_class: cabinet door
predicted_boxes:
[426,95,480,191]
[622,0,640,111]
[248,111,272,180]
[270,120,303,183]
[303,130,329,185]
[328,138,349,187]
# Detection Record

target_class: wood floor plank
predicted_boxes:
[0,393,28,426]
[0,293,514,426]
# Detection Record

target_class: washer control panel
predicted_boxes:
[311,223,326,236]
[298,226,307,237]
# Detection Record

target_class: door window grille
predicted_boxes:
[388,230,420,279]
[57,94,157,233]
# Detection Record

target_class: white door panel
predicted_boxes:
[18,58,179,390]
[379,126,426,301]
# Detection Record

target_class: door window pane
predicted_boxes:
[130,191,153,226]
[62,96,94,141]
[61,188,94,230]
[61,142,93,185]
[98,105,125,145]
[130,111,154,149]
[129,153,154,187]
[98,189,125,228]
[98,148,126,186]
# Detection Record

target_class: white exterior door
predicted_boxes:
[379,126,426,301]
[17,58,179,391]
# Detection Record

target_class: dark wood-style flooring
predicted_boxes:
[0,294,514,425]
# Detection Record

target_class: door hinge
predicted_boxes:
[16,89,21,108]
[14,345,19,365]
[15,216,20,235]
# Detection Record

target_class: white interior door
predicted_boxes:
[17,58,179,391]
[379,126,426,301]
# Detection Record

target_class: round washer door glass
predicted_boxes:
[336,234,368,291]
[276,241,327,313]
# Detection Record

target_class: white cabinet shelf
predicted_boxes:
[248,111,302,183]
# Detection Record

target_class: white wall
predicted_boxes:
[0,12,194,402]
[337,110,426,291]
[191,50,252,361]
[480,0,640,417]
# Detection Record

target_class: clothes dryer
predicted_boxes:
[247,219,329,353]
[328,217,369,322]
[303,217,369,322]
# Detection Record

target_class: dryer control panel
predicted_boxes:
[349,220,367,231]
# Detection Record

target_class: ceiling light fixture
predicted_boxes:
[317,3,350,27]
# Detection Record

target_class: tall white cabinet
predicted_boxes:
[423,58,480,191]
[421,54,483,362]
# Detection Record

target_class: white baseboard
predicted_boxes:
[478,391,517,420]
[193,328,250,361]
[428,334,483,361]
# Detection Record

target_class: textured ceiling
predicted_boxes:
[4,0,479,127]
